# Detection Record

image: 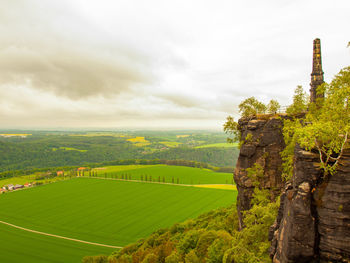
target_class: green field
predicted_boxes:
[91,165,234,185]
[0,223,114,263]
[195,142,239,148]
[52,147,87,152]
[0,178,236,262]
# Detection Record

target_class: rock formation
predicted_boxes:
[233,38,350,262]
[269,146,350,263]
[234,116,350,262]
[234,115,286,229]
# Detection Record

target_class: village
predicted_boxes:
[0,182,35,193]
[0,167,89,195]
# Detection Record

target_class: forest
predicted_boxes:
[0,131,239,173]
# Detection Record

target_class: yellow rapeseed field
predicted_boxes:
[127,137,151,146]
[194,184,237,191]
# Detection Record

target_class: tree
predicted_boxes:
[238,97,267,117]
[224,97,273,144]
[223,116,239,143]
[267,99,280,114]
[283,66,350,176]
[286,85,308,114]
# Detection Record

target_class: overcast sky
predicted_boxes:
[0,0,349,130]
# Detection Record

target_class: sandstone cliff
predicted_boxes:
[269,146,350,263]
[234,116,286,229]
[234,115,350,262]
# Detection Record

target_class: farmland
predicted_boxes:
[195,142,239,148]
[90,164,234,185]
[0,222,114,263]
[0,178,236,262]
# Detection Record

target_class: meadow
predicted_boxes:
[90,165,234,185]
[195,142,239,148]
[0,178,236,262]
[0,222,114,263]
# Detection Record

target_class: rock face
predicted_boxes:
[234,116,286,229]
[269,145,350,263]
[234,115,350,262]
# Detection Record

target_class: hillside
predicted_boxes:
[0,131,239,172]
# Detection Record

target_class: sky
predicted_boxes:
[0,0,349,130]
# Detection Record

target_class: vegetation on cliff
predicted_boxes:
[282,66,350,178]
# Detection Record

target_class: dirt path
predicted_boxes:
[0,220,122,249]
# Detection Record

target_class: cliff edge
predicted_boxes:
[234,115,286,229]
[234,115,350,262]
[269,146,350,263]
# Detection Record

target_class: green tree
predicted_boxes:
[283,66,350,177]
[267,99,281,114]
[165,252,182,263]
[286,85,308,114]
[238,97,267,117]
[223,116,239,143]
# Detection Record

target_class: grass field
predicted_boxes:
[91,165,234,185]
[195,142,239,148]
[159,141,181,147]
[52,147,87,152]
[0,222,114,263]
[0,178,236,262]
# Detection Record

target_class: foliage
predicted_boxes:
[280,118,298,180]
[230,195,278,263]
[267,99,281,114]
[239,97,267,117]
[223,115,240,143]
[286,85,308,115]
[82,255,109,263]
[282,66,350,177]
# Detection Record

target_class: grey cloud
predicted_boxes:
[0,0,154,99]
[0,47,152,99]
[157,94,203,108]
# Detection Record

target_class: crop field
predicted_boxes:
[195,142,239,148]
[159,141,182,147]
[0,178,236,262]
[126,136,151,147]
[0,222,114,263]
[91,165,234,185]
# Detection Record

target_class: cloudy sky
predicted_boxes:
[0,0,349,130]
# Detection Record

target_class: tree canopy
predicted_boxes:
[282,66,350,178]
